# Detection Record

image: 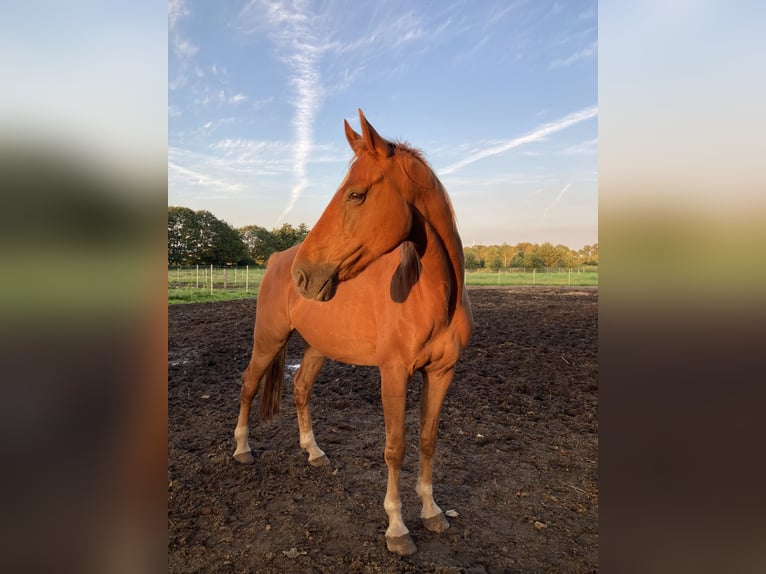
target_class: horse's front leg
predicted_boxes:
[416,366,455,532]
[293,346,329,466]
[380,365,416,556]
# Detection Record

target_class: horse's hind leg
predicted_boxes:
[293,346,328,466]
[233,332,290,464]
[416,366,455,533]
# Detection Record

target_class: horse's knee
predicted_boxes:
[384,443,405,466]
[419,436,437,458]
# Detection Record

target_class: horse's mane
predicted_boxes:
[393,140,428,165]
[392,141,458,228]
[393,142,466,314]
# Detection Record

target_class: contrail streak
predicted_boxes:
[543,182,571,219]
[242,1,325,223]
[278,44,323,223]
[440,105,598,175]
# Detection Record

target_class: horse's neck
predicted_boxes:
[415,191,466,314]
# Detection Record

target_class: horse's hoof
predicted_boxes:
[386,534,417,556]
[233,451,254,464]
[309,454,330,467]
[423,512,450,532]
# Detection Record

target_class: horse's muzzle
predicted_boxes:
[292,263,338,301]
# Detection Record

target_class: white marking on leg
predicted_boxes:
[384,495,409,538]
[233,424,251,456]
[384,466,409,538]
[416,479,443,519]
[300,430,326,462]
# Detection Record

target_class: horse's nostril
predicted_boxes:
[295,269,308,290]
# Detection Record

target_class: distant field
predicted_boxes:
[465,269,598,287]
[168,266,597,304]
[167,266,265,304]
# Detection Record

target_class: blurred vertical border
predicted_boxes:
[0,2,167,573]
[600,1,766,572]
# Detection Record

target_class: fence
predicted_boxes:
[168,265,266,303]
[465,267,598,287]
[168,265,597,303]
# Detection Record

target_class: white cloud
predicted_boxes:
[168,0,199,92]
[252,96,274,110]
[549,40,597,69]
[239,0,327,223]
[561,138,598,155]
[168,160,244,194]
[168,0,197,59]
[169,142,294,200]
[440,105,598,175]
[168,0,188,30]
[209,139,293,170]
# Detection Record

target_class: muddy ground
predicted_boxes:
[168,287,598,573]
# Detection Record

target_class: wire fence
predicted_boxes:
[465,267,598,286]
[168,265,266,303]
[168,264,597,303]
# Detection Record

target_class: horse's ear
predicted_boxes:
[359,108,393,159]
[344,119,365,154]
[390,241,421,303]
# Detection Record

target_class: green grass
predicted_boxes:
[168,266,264,304]
[168,288,259,304]
[168,266,597,304]
[465,269,598,287]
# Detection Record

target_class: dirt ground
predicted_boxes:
[168,287,598,573]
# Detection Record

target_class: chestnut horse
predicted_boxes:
[233,109,474,556]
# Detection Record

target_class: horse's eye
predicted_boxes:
[347,190,367,203]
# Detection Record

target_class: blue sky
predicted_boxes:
[169,0,597,249]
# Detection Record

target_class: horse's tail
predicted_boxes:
[259,344,287,422]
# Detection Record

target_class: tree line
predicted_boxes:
[168,206,598,269]
[168,206,308,266]
[464,242,598,270]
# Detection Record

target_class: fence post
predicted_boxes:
[210,264,213,294]
[196,264,199,289]
[533,268,536,286]
[246,265,249,292]
[223,268,228,289]
[569,268,571,285]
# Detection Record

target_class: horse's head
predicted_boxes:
[292,109,416,301]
